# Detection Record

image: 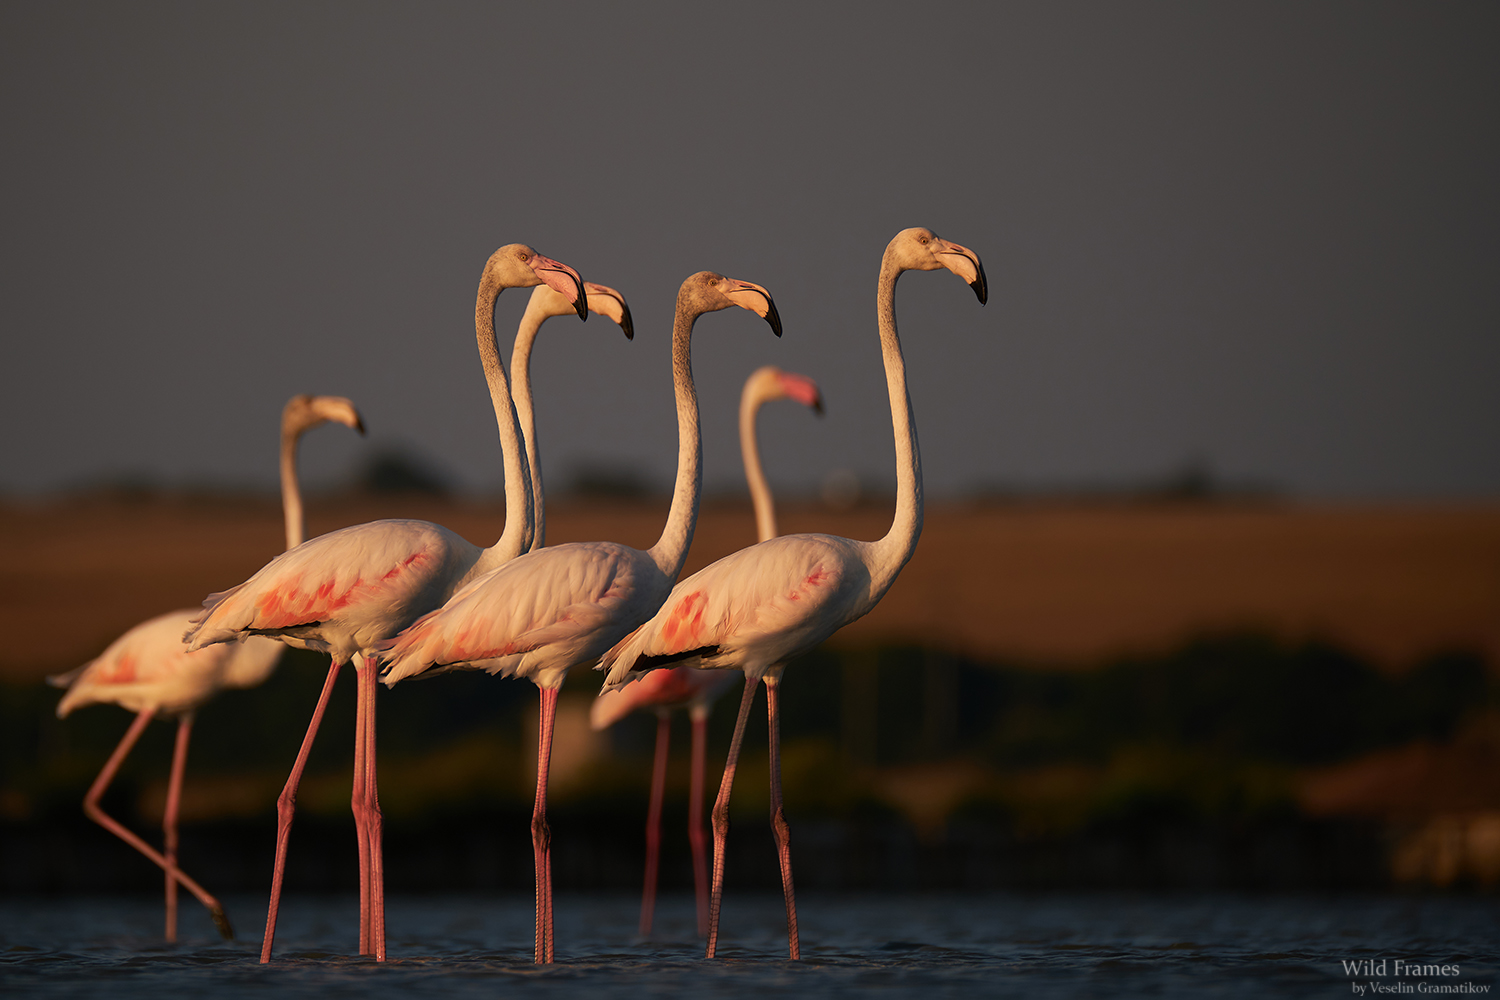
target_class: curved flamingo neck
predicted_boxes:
[473,270,536,574]
[510,298,549,552]
[648,303,704,577]
[868,255,923,593]
[739,381,777,543]
[278,423,305,552]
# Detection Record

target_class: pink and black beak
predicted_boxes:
[724,279,783,337]
[583,282,634,341]
[779,371,824,415]
[937,240,987,305]
[532,254,589,319]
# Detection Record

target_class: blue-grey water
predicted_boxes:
[3,892,1496,998]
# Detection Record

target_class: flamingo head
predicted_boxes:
[525,281,634,339]
[282,394,366,439]
[680,271,783,336]
[485,244,588,319]
[887,227,988,305]
[747,366,824,415]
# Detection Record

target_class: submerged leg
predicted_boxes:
[764,675,800,960]
[532,687,559,964]
[352,663,370,955]
[162,711,194,942]
[351,656,385,961]
[705,675,758,960]
[85,708,232,940]
[688,707,710,938]
[639,711,671,938]
[363,659,386,961]
[262,659,342,963]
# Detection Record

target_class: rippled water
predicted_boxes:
[3,892,1496,998]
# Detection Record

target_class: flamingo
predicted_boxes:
[49,394,364,942]
[590,365,824,939]
[184,244,587,963]
[378,271,784,964]
[599,227,987,960]
[511,281,634,551]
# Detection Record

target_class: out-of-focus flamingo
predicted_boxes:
[590,366,823,939]
[600,228,987,960]
[511,281,633,551]
[49,394,364,942]
[379,271,784,964]
[185,245,586,963]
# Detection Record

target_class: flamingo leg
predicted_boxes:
[364,659,387,961]
[639,710,671,938]
[262,659,342,963]
[688,709,709,939]
[764,675,800,960]
[705,676,758,960]
[352,659,371,956]
[84,708,232,940]
[162,711,194,942]
[532,687,558,963]
[352,655,386,961]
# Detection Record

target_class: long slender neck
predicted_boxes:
[739,384,777,543]
[473,272,535,572]
[510,300,548,551]
[278,424,305,551]
[868,256,923,592]
[647,304,703,577]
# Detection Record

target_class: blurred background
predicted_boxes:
[1,2,1497,896]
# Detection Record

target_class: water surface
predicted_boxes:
[3,892,1496,998]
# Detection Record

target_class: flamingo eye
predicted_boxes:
[518,252,530,263]
[919,236,930,245]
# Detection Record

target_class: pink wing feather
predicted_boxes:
[599,533,866,688]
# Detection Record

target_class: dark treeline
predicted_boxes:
[1,634,1493,894]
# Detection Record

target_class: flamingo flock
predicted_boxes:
[55,228,987,964]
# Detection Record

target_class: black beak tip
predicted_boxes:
[354,417,367,436]
[971,261,988,305]
[620,306,635,341]
[766,300,783,338]
[813,398,825,416]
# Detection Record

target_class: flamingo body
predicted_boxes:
[56,612,281,719]
[191,519,480,665]
[381,539,663,692]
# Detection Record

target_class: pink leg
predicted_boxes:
[84,708,232,940]
[261,659,342,963]
[363,659,386,961]
[688,710,710,939]
[532,687,558,964]
[351,656,385,961]
[705,676,757,960]
[162,712,193,942]
[351,660,371,955]
[764,676,800,960]
[638,711,671,937]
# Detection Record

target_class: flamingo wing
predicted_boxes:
[599,533,868,689]
[54,610,236,717]
[186,519,475,655]
[380,541,659,686]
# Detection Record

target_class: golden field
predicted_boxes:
[2,494,1496,681]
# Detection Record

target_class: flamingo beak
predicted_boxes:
[937,240,987,305]
[584,282,634,341]
[725,280,782,337]
[533,255,588,319]
[779,373,824,415]
[311,396,366,435]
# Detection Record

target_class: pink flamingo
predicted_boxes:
[599,228,987,960]
[590,365,824,939]
[49,394,364,942]
[378,271,784,964]
[184,245,588,963]
[511,281,633,551]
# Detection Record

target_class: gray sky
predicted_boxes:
[2,2,1496,501]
